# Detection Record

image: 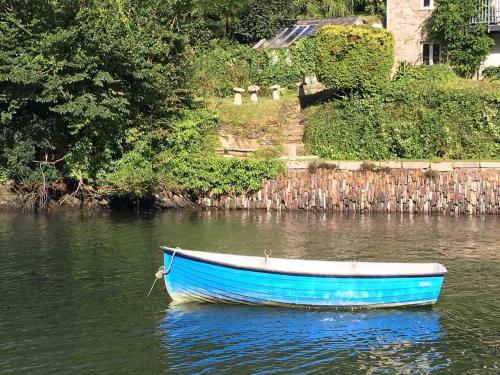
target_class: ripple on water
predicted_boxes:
[159,304,448,373]
[0,211,499,373]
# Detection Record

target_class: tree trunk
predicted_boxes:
[226,14,232,35]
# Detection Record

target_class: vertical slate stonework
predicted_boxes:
[199,164,500,215]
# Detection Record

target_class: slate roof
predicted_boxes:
[254,16,364,49]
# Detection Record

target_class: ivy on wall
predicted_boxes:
[304,65,500,160]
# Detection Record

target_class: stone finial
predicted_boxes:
[270,84,281,100]
[233,87,245,105]
[247,85,260,102]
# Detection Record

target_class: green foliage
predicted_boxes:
[190,41,258,98]
[191,38,316,98]
[304,96,390,159]
[2,138,60,183]
[99,140,157,198]
[257,38,317,88]
[314,25,394,93]
[430,0,494,77]
[360,0,386,16]
[0,168,7,183]
[162,154,284,194]
[156,110,284,195]
[101,109,284,196]
[291,38,317,77]
[483,66,500,82]
[293,0,384,18]
[196,0,250,34]
[304,74,500,160]
[163,110,220,154]
[233,0,298,44]
[0,0,190,183]
[322,0,353,17]
[157,109,284,194]
[394,62,457,82]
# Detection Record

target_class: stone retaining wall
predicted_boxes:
[199,161,500,215]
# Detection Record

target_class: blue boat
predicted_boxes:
[160,246,447,308]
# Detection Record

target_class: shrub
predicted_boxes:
[101,109,285,196]
[290,37,317,77]
[233,0,298,44]
[394,62,457,82]
[308,160,337,174]
[314,25,394,93]
[424,169,439,180]
[161,154,285,194]
[359,162,378,172]
[190,42,259,98]
[256,37,316,88]
[190,39,318,98]
[483,66,500,82]
[304,96,391,160]
[100,140,157,198]
[304,82,500,160]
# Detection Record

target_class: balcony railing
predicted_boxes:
[476,0,500,28]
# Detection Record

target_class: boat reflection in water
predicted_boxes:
[159,305,446,373]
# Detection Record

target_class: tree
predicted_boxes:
[233,0,299,44]
[322,0,353,17]
[196,0,250,35]
[0,0,190,183]
[430,0,494,77]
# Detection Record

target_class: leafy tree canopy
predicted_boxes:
[0,0,191,181]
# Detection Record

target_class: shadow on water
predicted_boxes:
[159,304,447,373]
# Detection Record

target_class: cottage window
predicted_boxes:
[422,43,441,65]
[422,0,434,9]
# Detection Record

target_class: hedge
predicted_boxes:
[314,25,394,93]
[304,72,500,160]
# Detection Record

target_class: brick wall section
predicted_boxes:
[387,0,432,64]
[199,163,500,215]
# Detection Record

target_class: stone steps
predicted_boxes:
[282,107,305,157]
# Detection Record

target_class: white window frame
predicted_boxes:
[422,43,441,65]
[421,0,434,10]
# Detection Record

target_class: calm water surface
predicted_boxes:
[0,210,499,374]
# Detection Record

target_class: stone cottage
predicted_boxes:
[387,0,500,68]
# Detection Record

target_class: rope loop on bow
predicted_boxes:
[147,247,180,297]
[164,248,179,275]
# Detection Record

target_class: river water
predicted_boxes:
[0,210,499,374]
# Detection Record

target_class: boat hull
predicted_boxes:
[162,250,445,308]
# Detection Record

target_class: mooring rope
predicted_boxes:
[164,248,178,275]
[147,248,179,297]
[264,248,272,264]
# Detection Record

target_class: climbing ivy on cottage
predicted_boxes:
[429,0,494,77]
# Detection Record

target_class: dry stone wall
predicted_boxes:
[199,161,500,215]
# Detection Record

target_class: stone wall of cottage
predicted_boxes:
[386,0,433,64]
[199,161,500,215]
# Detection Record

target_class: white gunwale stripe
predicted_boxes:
[162,247,447,278]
